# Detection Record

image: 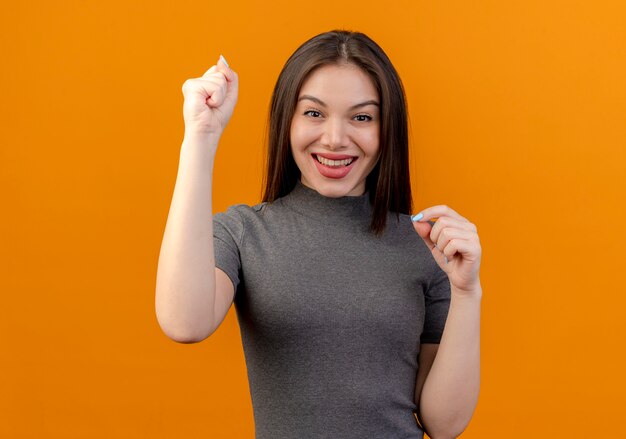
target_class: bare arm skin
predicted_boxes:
[155,57,238,343]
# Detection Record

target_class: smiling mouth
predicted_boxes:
[312,154,357,167]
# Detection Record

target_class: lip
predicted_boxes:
[311,153,358,179]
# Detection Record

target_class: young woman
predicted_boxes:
[156,30,482,439]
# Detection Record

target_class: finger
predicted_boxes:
[411,205,469,223]
[202,71,226,83]
[207,85,225,107]
[196,75,227,88]
[441,237,479,262]
[202,65,218,77]
[217,54,237,83]
[434,228,474,255]
[430,217,477,248]
[182,76,226,101]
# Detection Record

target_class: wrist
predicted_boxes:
[181,132,220,155]
[450,284,483,301]
[183,129,221,145]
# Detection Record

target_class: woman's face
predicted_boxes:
[289,62,380,197]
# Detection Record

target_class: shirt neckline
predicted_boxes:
[280,179,373,223]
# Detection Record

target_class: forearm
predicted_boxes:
[419,287,482,438]
[155,133,219,342]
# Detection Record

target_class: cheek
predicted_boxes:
[289,129,310,164]
[358,129,380,156]
[291,125,319,149]
[289,123,304,147]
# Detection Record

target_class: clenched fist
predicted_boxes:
[181,55,238,138]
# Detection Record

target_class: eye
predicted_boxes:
[354,114,373,122]
[304,109,322,118]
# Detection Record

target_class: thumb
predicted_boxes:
[216,55,238,104]
[216,54,237,83]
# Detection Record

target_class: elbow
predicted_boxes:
[426,429,465,439]
[423,416,472,439]
[419,385,480,439]
[419,405,475,439]
[155,309,213,344]
[161,327,210,344]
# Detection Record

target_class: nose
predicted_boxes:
[320,118,349,150]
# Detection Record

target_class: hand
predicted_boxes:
[181,55,239,137]
[412,206,482,295]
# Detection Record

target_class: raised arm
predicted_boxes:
[155,56,238,343]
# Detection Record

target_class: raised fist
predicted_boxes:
[181,55,238,137]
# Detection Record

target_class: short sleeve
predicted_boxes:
[213,205,245,295]
[420,262,451,344]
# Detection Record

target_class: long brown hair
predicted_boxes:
[262,29,412,236]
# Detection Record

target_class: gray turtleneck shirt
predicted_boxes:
[212,180,451,438]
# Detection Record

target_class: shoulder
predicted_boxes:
[215,201,268,220]
[214,200,292,248]
[214,202,264,228]
[211,204,257,251]
[213,201,272,235]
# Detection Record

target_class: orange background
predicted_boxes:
[1,1,625,437]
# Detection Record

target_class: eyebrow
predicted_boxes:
[297,95,379,110]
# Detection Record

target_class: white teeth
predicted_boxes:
[315,155,354,167]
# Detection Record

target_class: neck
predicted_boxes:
[280,179,372,223]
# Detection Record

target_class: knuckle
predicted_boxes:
[182,78,195,93]
[210,71,226,82]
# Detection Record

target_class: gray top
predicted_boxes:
[213,180,451,438]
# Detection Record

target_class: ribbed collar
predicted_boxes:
[280,180,373,223]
